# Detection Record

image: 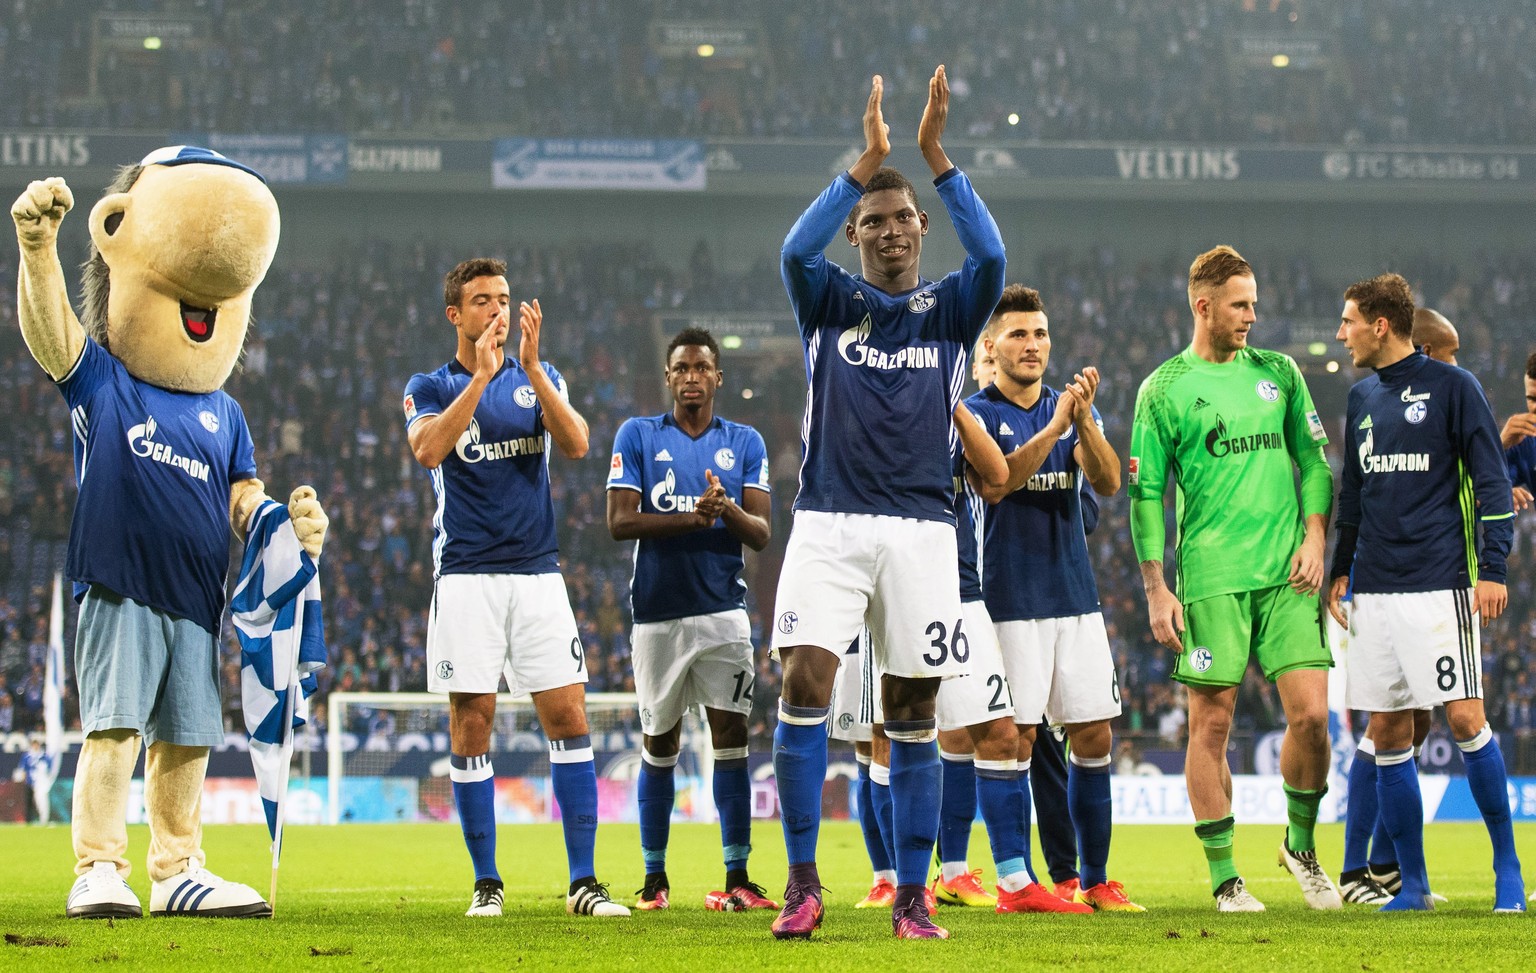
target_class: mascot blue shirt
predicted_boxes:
[59,337,256,635]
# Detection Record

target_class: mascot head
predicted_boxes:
[81,146,280,393]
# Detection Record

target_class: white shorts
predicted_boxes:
[1347,589,1481,713]
[772,511,967,680]
[427,573,585,695]
[937,600,1014,730]
[831,630,878,742]
[632,609,754,736]
[995,612,1122,726]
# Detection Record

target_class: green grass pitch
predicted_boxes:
[2,821,1531,971]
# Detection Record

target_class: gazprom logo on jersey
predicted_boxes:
[126,416,210,482]
[649,467,701,512]
[455,418,544,464]
[836,315,940,370]
[1356,426,1430,474]
[1203,415,1283,459]
[1025,471,1077,492]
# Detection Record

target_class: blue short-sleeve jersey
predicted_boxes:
[966,384,1101,621]
[57,338,257,634]
[404,358,565,576]
[607,413,769,624]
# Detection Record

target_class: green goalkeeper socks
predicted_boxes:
[1283,784,1326,854]
[1195,815,1240,893]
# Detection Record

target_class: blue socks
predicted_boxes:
[774,703,829,866]
[1343,742,1379,875]
[855,759,893,873]
[450,752,499,882]
[1375,749,1431,910]
[1369,808,1398,871]
[638,751,677,873]
[1016,762,1040,882]
[938,752,976,865]
[1068,753,1113,889]
[870,762,896,870]
[887,734,941,888]
[550,735,598,884]
[975,760,1027,884]
[713,748,753,874]
[1458,726,1525,908]
[1031,726,1078,885]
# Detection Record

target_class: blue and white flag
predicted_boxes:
[44,574,67,763]
[232,501,326,839]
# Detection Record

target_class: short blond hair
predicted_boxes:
[1188,245,1253,311]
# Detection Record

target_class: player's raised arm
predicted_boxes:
[781,76,891,325]
[917,65,954,178]
[1068,367,1121,497]
[518,299,589,460]
[978,391,1075,504]
[407,312,506,470]
[849,74,892,186]
[924,67,1005,335]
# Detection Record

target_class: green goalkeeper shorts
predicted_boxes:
[1174,583,1331,687]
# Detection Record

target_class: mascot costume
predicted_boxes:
[11,147,328,919]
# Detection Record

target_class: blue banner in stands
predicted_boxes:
[492,138,706,190]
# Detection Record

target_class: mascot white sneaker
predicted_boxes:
[11,146,328,919]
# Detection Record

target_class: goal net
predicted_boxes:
[324,692,716,825]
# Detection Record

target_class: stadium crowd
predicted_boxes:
[2,0,1535,147]
[4,233,1536,767]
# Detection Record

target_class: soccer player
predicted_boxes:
[1412,308,1460,366]
[605,326,775,912]
[967,284,1141,912]
[1499,350,1536,511]
[1328,273,1526,912]
[769,65,1006,941]
[405,258,627,919]
[931,331,1089,909]
[1337,305,1466,905]
[1130,245,1341,912]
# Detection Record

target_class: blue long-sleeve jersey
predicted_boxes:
[781,168,1005,524]
[1338,352,1514,592]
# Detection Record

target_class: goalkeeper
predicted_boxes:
[1129,245,1340,913]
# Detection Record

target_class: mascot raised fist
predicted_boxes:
[11,147,328,919]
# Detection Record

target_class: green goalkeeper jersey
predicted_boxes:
[1129,346,1333,602]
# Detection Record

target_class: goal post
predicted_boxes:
[324,691,716,825]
